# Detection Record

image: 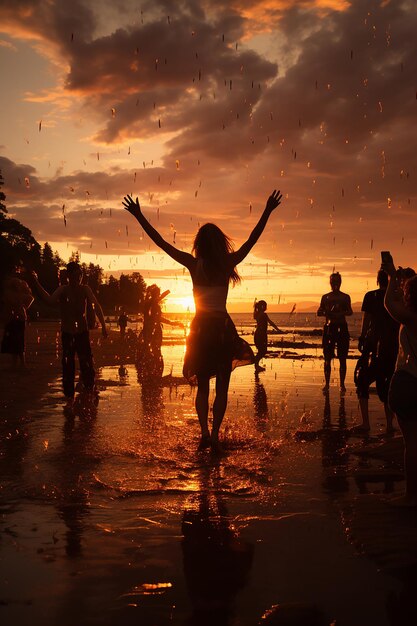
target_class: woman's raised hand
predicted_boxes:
[122,194,141,216]
[266,189,282,213]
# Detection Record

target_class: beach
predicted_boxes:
[1,319,417,626]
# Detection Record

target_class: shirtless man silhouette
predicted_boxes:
[31,261,107,405]
[317,272,352,393]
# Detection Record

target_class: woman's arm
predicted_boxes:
[122,195,195,270]
[344,295,353,317]
[230,190,282,266]
[84,286,108,337]
[382,258,414,324]
[267,315,283,333]
[358,311,372,352]
[160,316,185,328]
[317,295,326,317]
[30,273,63,306]
[384,275,414,325]
[19,281,34,310]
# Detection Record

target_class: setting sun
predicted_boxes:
[169,295,196,313]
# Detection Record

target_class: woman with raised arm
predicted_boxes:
[123,190,282,453]
[382,254,417,506]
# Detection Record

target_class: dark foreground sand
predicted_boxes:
[1,322,417,626]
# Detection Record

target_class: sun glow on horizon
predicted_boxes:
[169,295,196,314]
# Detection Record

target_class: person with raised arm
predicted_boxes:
[123,190,282,453]
[253,299,283,372]
[382,254,417,506]
[30,261,107,407]
[354,269,399,434]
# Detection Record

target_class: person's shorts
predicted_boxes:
[388,369,417,421]
[322,322,349,360]
[355,351,396,402]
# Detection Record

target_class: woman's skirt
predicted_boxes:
[183,312,254,382]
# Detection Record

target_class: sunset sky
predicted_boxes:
[1,0,416,311]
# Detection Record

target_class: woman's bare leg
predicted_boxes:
[196,375,210,439]
[211,366,232,447]
[339,357,347,392]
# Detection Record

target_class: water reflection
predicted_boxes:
[182,464,254,626]
[135,362,164,424]
[136,326,164,384]
[118,363,128,382]
[254,371,268,432]
[57,393,99,558]
[321,392,349,497]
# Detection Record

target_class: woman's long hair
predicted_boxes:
[192,223,240,285]
[253,300,266,320]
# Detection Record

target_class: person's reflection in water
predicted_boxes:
[182,465,254,626]
[321,392,350,497]
[58,392,98,558]
[118,363,128,382]
[135,362,164,425]
[254,370,268,432]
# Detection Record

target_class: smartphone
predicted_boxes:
[381,251,392,264]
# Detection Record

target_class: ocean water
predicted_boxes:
[158,311,364,359]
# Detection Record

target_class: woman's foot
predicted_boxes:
[210,440,224,456]
[210,432,224,455]
[197,434,211,451]
[350,424,370,435]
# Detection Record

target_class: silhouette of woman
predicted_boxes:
[137,284,182,380]
[253,299,282,372]
[123,190,282,452]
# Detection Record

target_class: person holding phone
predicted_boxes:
[382,252,417,506]
[317,272,353,393]
[354,268,399,433]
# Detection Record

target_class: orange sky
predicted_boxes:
[1,0,417,311]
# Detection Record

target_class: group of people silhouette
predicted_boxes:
[316,261,417,506]
[2,189,417,503]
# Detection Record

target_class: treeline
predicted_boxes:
[0,170,147,317]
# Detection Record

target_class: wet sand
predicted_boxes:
[1,322,417,625]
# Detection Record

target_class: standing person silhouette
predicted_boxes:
[1,263,34,369]
[30,261,107,407]
[118,311,130,338]
[253,299,282,372]
[383,255,417,506]
[123,190,282,452]
[317,272,353,394]
[137,284,182,380]
[354,270,399,433]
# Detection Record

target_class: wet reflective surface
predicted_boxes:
[0,349,407,625]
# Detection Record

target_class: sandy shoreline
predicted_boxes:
[1,321,417,625]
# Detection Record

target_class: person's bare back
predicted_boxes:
[58,284,91,334]
[317,289,352,324]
